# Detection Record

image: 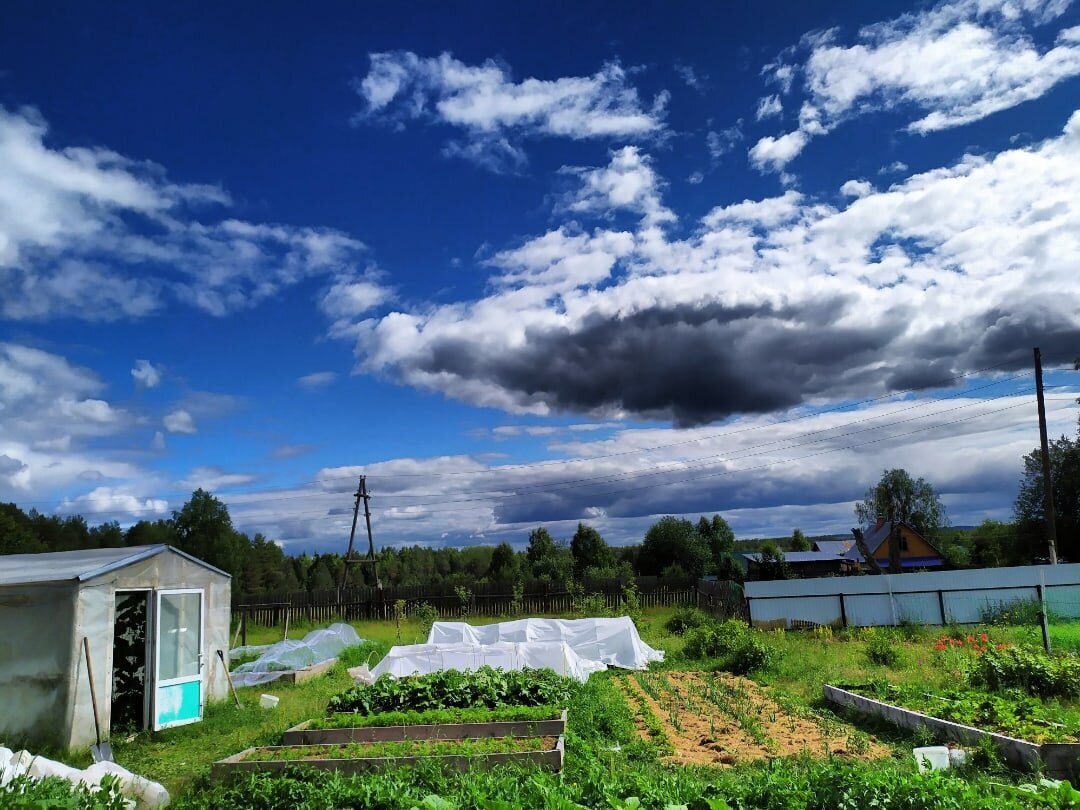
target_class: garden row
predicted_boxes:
[212,666,575,778]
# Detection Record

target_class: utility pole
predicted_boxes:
[339,479,364,590]
[1034,347,1059,564]
[339,476,383,591]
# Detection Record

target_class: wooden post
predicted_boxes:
[839,593,848,628]
[937,590,947,625]
[240,608,248,647]
[283,605,290,641]
[1034,347,1059,564]
[1038,583,1052,653]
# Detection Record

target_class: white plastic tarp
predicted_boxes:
[370,641,607,683]
[427,616,663,670]
[231,623,361,687]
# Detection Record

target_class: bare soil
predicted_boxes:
[619,671,889,767]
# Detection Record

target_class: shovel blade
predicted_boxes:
[90,742,113,763]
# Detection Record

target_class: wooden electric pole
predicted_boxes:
[1034,347,1059,564]
[339,475,383,591]
[339,479,364,590]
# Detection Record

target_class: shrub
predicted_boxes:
[2,776,127,810]
[411,602,439,638]
[970,645,1080,698]
[864,629,901,667]
[664,606,711,635]
[683,619,777,674]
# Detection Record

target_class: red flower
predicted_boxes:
[979,633,988,642]
[996,643,1007,650]
[966,635,975,643]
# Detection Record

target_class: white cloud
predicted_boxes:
[350,109,1080,425]
[131,359,162,388]
[749,130,810,172]
[752,0,1080,172]
[756,94,784,120]
[840,179,875,197]
[0,106,368,320]
[0,343,152,500]
[178,465,255,492]
[687,171,705,185]
[151,431,166,451]
[353,52,667,171]
[560,147,675,227]
[319,275,393,338]
[58,486,168,520]
[675,63,707,92]
[880,160,910,174]
[163,409,196,434]
[298,371,338,389]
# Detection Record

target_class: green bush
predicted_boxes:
[864,629,901,667]
[682,619,777,674]
[663,606,711,635]
[970,645,1080,698]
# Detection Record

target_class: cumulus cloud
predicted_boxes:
[352,52,667,171]
[346,110,1080,426]
[559,147,675,227]
[0,106,369,320]
[840,179,874,197]
[706,123,744,160]
[58,486,168,520]
[131,359,162,388]
[163,409,196,434]
[750,0,1080,171]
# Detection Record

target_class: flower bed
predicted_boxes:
[211,735,564,779]
[282,707,567,745]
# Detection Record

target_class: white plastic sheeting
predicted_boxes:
[370,641,607,683]
[231,623,362,687]
[427,616,664,670]
[0,746,170,807]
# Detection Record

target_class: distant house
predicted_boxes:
[742,548,856,580]
[844,519,945,571]
[811,539,853,556]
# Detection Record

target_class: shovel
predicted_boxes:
[82,636,114,762]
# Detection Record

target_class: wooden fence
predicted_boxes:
[235,575,708,630]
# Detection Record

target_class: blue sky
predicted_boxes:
[1,0,1078,552]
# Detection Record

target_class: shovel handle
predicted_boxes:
[217,649,242,709]
[83,636,103,747]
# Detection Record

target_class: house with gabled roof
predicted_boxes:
[843,519,945,571]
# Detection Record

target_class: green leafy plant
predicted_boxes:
[245,735,554,762]
[683,619,778,673]
[970,645,1080,698]
[327,666,578,715]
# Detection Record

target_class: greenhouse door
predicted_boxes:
[153,589,204,730]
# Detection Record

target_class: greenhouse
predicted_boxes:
[0,545,231,750]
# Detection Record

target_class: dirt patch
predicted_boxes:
[621,671,889,767]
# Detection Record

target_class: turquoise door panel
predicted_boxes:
[155,680,201,728]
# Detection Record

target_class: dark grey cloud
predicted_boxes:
[416,298,909,427]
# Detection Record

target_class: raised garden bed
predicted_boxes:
[283,707,567,745]
[212,735,564,780]
[824,683,1080,779]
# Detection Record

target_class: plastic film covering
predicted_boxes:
[371,641,606,683]
[427,616,663,670]
[230,623,362,688]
